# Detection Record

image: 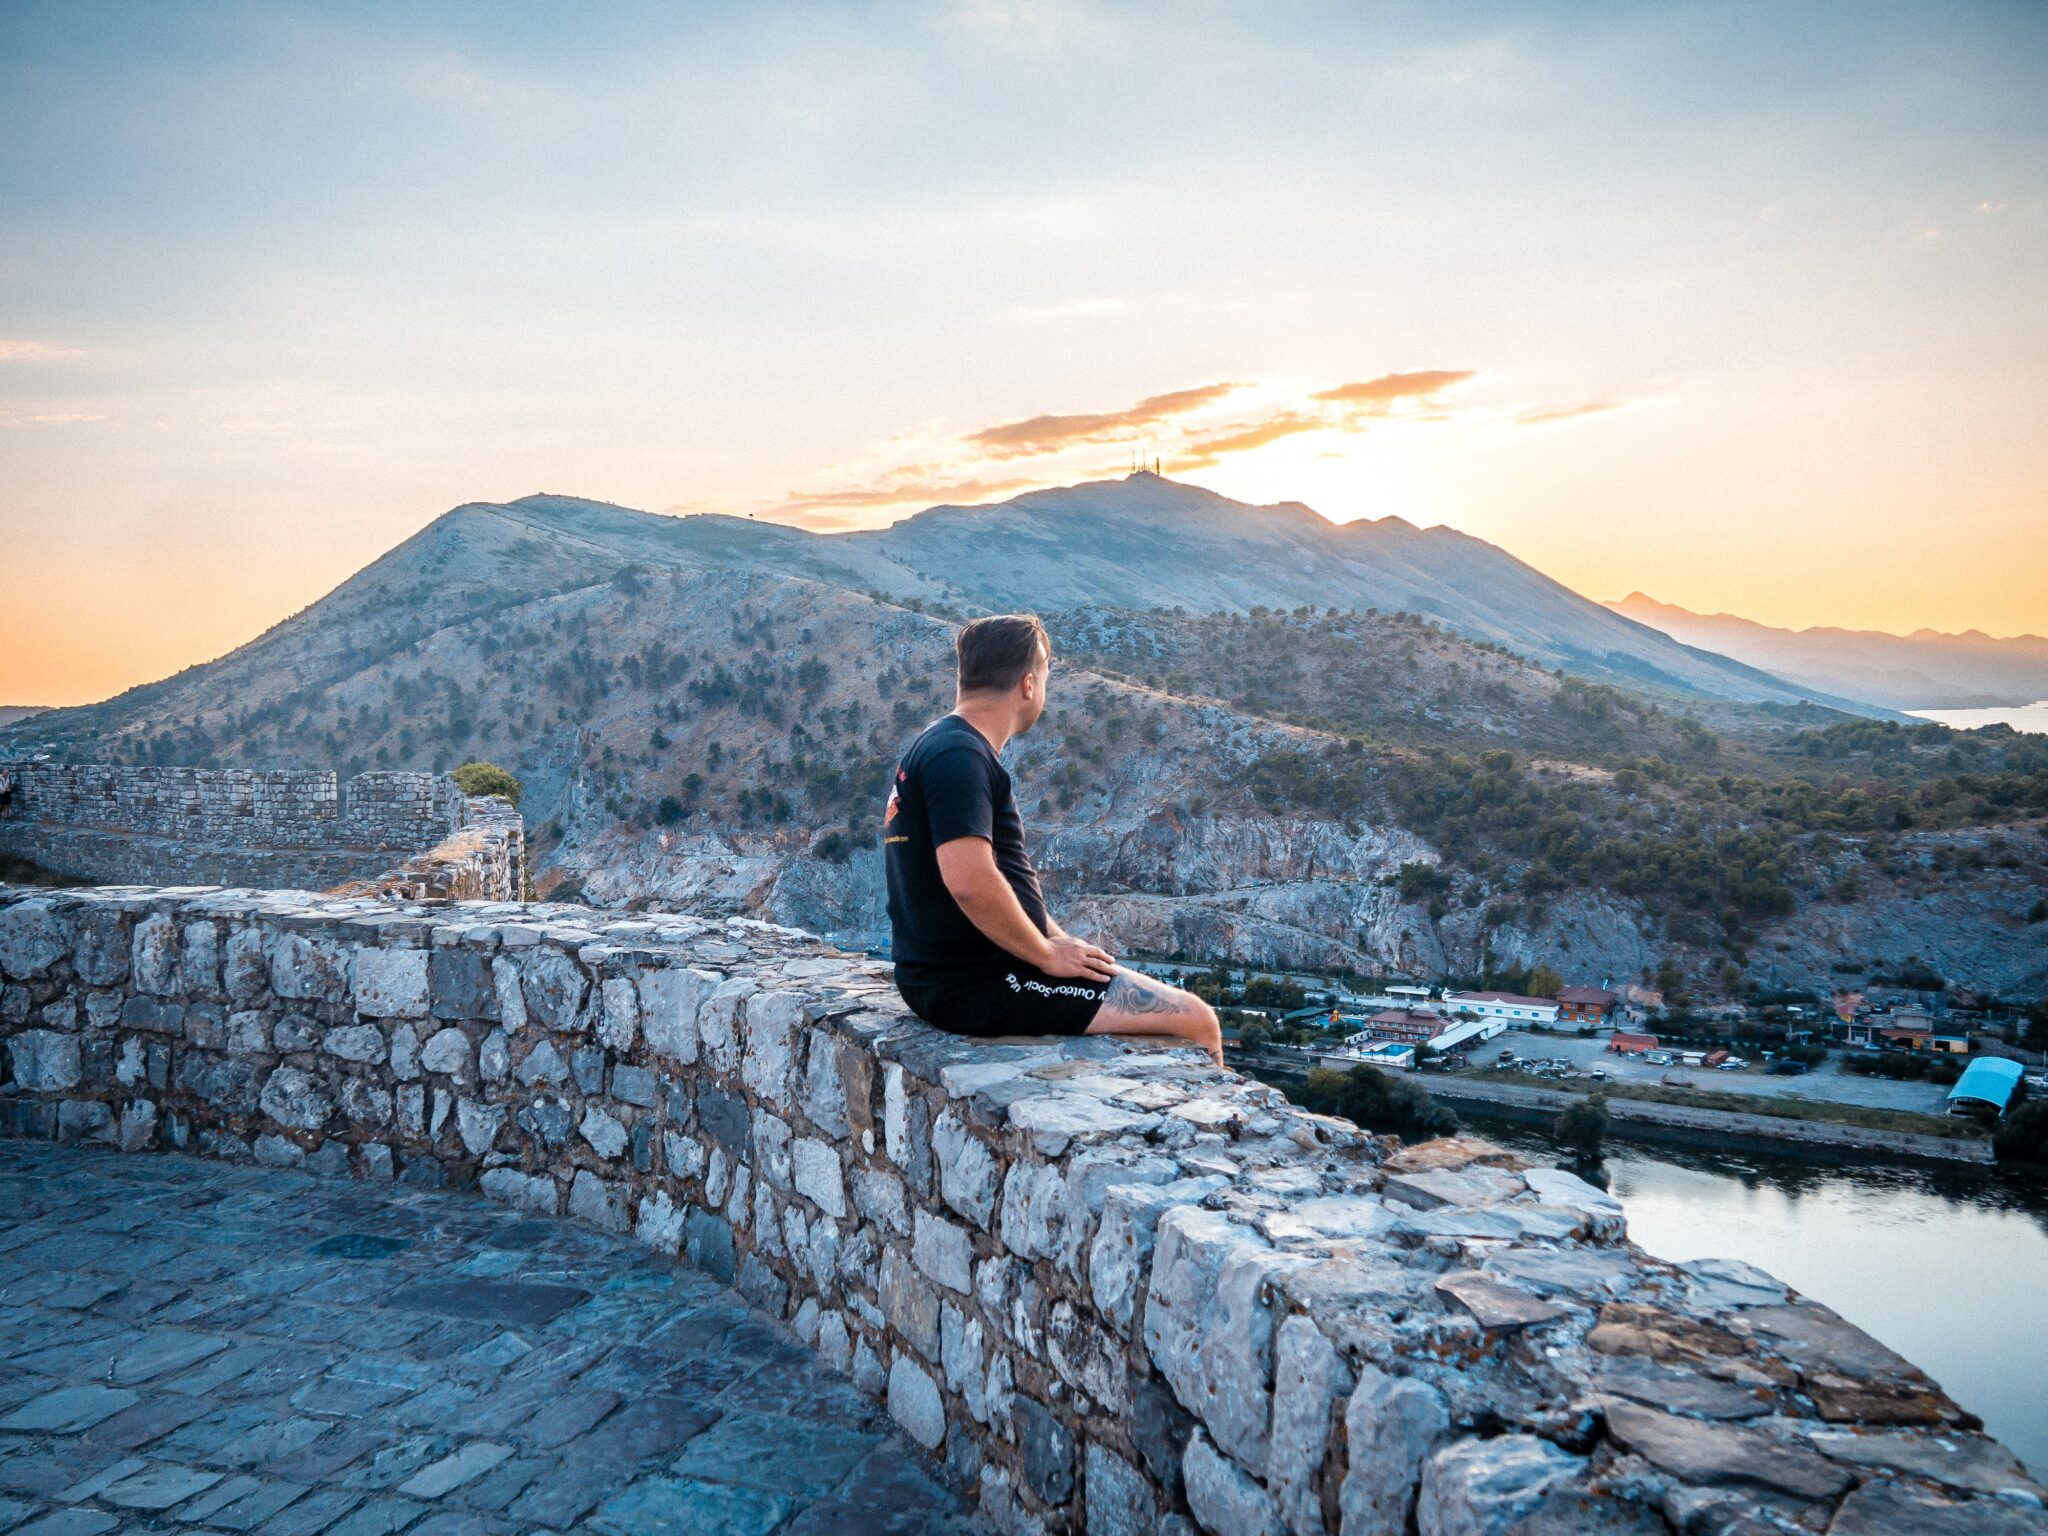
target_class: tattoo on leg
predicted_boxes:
[1102,970,1184,1016]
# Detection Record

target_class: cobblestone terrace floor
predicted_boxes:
[0,1142,979,1536]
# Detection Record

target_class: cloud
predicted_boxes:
[1171,412,1324,470]
[1312,370,1475,407]
[3,411,103,427]
[772,472,1040,518]
[966,381,1242,457]
[1516,399,1625,427]
[0,339,80,362]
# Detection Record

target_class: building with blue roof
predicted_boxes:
[1946,1057,2024,1118]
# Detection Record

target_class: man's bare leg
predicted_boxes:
[1086,967,1224,1066]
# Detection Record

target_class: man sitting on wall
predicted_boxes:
[883,613,1224,1065]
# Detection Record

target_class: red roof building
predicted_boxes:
[1556,985,1619,1023]
[1363,1009,1445,1044]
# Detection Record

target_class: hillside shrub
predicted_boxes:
[453,760,522,807]
[1298,1065,1458,1140]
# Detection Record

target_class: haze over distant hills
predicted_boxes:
[1608,593,2048,713]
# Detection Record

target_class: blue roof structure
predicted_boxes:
[1946,1057,2023,1115]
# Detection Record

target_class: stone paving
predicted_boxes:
[0,1141,979,1536]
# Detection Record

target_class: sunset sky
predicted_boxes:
[3,1,2045,706]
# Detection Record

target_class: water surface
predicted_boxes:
[1911,698,2048,733]
[1461,1113,2048,1476]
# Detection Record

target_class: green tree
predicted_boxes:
[1556,1092,1609,1162]
[453,760,522,807]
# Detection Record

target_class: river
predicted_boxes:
[1454,1109,2048,1476]
[1910,698,2048,734]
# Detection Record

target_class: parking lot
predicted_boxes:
[1472,1031,1955,1116]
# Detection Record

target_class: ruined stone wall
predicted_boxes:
[0,884,2039,1536]
[330,794,526,904]
[0,764,466,890]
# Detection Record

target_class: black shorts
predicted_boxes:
[895,962,1108,1039]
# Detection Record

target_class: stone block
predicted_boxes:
[479,1027,511,1082]
[742,990,802,1099]
[518,1097,572,1146]
[801,1033,851,1136]
[755,1112,793,1189]
[514,1037,567,1087]
[520,948,589,1031]
[637,965,713,1064]
[665,1129,706,1181]
[457,1098,506,1156]
[72,909,129,986]
[793,1136,847,1218]
[0,898,67,978]
[571,1046,606,1094]
[57,1098,116,1144]
[1145,1207,1297,1469]
[1184,1429,1283,1536]
[610,1064,657,1106]
[599,977,638,1051]
[569,1169,629,1232]
[636,1189,685,1253]
[1014,1397,1077,1509]
[1085,1443,1157,1536]
[131,912,181,995]
[1337,1364,1449,1536]
[854,1166,910,1235]
[882,1246,943,1361]
[324,1023,386,1063]
[118,1098,158,1151]
[888,1356,946,1450]
[259,1067,333,1131]
[353,947,430,1019]
[915,1209,974,1295]
[181,920,221,997]
[224,927,266,1002]
[697,1083,750,1156]
[8,1029,82,1091]
[268,932,344,1000]
[421,1026,473,1077]
[1415,1435,1587,1536]
[340,1078,393,1128]
[934,1109,1002,1228]
[429,946,496,1021]
[492,955,527,1031]
[685,1208,736,1283]
[120,995,183,1035]
[389,1021,421,1078]
[580,1105,628,1160]
[255,1131,306,1167]
[480,1167,558,1215]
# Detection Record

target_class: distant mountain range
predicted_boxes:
[1607,594,2048,713]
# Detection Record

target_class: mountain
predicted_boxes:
[1609,594,2048,712]
[0,708,45,729]
[848,475,1863,707]
[6,475,2043,999]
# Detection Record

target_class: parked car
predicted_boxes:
[1767,1060,1809,1076]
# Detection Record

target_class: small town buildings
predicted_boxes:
[1947,1058,2023,1118]
[1443,991,1560,1029]
[1555,985,1618,1025]
[1360,1009,1445,1044]
[1609,1031,1659,1055]
[1424,1016,1505,1056]
[1319,1040,1416,1072]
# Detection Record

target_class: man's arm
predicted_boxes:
[935,837,1115,982]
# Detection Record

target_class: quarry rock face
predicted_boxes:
[2,883,2040,1534]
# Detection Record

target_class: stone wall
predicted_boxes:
[330,794,527,904]
[0,764,468,890]
[0,884,2040,1536]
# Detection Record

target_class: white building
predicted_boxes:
[1442,991,1560,1029]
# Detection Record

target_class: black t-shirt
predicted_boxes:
[884,714,1049,986]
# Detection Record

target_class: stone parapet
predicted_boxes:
[0,764,466,889]
[329,794,526,903]
[0,883,2040,1536]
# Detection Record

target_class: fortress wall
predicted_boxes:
[0,884,2037,1535]
[0,764,465,890]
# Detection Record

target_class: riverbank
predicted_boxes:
[1242,1054,1996,1165]
[1427,1071,1992,1164]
